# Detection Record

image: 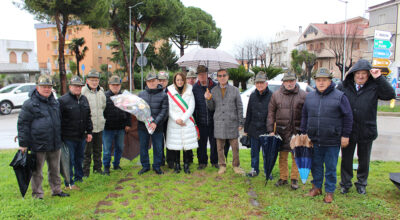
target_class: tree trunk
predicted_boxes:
[240,80,247,90]
[233,80,240,87]
[112,24,133,90]
[55,12,68,95]
[76,54,80,77]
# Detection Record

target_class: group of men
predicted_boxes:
[243,59,394,203]
[17,70,130,199]
[17,59,395,202]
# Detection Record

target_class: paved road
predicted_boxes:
[1,110,399,161]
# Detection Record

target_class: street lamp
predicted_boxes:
[338,0,348,80]
[129,2,144,92]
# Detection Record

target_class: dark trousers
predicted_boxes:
[138,130,163,169]
[83,132,103,176]
[340,140,373,189]
[173,150,191,164]
[311,146,340,193]
[197,125,218,165]
[64,139,86,185]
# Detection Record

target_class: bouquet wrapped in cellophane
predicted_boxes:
[111,91,154,134]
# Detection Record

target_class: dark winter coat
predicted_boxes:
[267,84,306,151]
[300,82,353,147]
[337,60,395,142]
[104,90,132,130]
[59,91,93,141]
[138,85,169,133]
[17,89,62,152]
[244,87,272,139]
[193,79,217,127]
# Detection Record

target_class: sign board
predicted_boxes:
[374,67,391,76]
[137,56,148,67]
[81,64,85,71]
[372,58,391,67]
[374,30,392,40]
[135,42,149,55]
[373,48,392,59]
[373,39,393,49]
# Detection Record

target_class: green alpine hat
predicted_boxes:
[282,72,297,81]
[36,74,54,86]
[70,76,85,86]
[157,71,169,80]
[254,71,268,83]
[108,75,122,85]
[186,68,197,78]
[146,71,157,81]
[314,68,333,79]
[87,69,100,78]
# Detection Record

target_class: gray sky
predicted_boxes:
[0,0,388,56]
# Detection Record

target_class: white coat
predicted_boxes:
[166,84,199,151]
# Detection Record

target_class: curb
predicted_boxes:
[377,112,400,117]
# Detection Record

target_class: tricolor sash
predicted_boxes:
[167,91,200,140]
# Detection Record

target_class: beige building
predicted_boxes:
[35,23,118,76]
[297,17,369,79]
[270,29,301,68]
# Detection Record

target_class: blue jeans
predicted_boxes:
[311,146,340,193]
[250,137,266,175]
[138,130,163,169]
[102,129,125,168]
[64,139,86,186]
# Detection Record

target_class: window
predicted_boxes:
[320,43,324,49]
[46,31,49,37]
[98,30,102,35]
[319,61,323,67]
[98,42,102,49]
[9,52,17,63]
[106,45,110,50]
[309,44,314,50]
[106,31,110,35]
[68,29,72,35]
[18,85,31,93]
[378,14,386,25]
[98,57,103,64]
[22,52,29,63]
[352,42,360,50]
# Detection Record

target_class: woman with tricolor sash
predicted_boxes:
[166,72,199,174]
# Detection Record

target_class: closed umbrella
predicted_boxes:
[176,48,239,72]
[390,173,400,191]
[290,134,313,184]
[9,150,36,198]
[260,134,282,185]
[60,143,71,188]
[123,116,140,161]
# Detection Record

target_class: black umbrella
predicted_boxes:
[60,143,71,188]
[9,150,36,198]
[260,134,282,185]
[390,173,400,191]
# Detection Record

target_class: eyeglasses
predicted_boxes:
[217,74,227,78]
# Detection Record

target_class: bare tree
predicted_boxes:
[327,23,364,80]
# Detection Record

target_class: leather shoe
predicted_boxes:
[153,168,164,175]
[183,163,190,174]
[138,167,150,175]
[52,192,70,197]
[167,162,174,169]
[275,179,288,187]
[324,193,334,203]
[356,186,366,195]
[307,187,322,197]
[113,166,123,170]
[291,179,299,190]
[174,163,181,174]
[197,164,207,170]
[211,164,219,169]
[340,186,350,194]
[103,167,110,176]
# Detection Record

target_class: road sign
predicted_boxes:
[373,48,392,59]
[372,58,391,67]
[374,67,391,76]
[374,30,392,40]
[137,55,148,67]
[135,42,149,55]
[374,39,393,49]
[81,64,85,71]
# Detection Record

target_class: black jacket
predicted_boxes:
[59,91,93,141]
[104,90,132,130]
[244,88,272,138]
[138,85,169,133]
[338,60,395,142]
[17,90,62,152]
[193,79,217,127]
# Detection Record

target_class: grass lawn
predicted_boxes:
[378,105,400,112]
[0,149,399,219]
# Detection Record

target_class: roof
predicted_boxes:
[312,23,367,36]
[368,0,398,11]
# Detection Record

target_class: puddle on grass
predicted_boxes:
[117,177,134,184]
[106,193,123,199]
[115,186,124,191]
[120,200,129,206]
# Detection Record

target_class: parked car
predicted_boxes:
[0,83,57,115]
[240,81,314,118]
